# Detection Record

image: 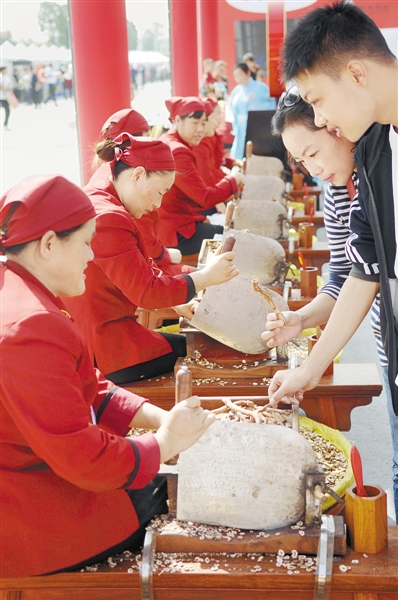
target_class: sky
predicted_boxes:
[1,0,170,44]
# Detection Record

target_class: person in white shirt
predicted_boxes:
[44,64,58,106]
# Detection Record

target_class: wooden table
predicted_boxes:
[291,211,325,235]
[123,363,382,432]
[289,186,322,211]
[284,242,331,272]
[2,527,397,599]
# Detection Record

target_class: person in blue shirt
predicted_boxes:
[228,62,276,159]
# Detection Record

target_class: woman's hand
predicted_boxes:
[154,396,216,462]
[173,300,199,320]
[268,363,321,407]
[261,311,303,348]
[200,251,239,286]
[232,171,245,187]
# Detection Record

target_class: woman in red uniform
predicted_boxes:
[195,98,243,187]
[65,134,238,384]
[0,174,214,577]
[158,96,245,255]
[92,107,192,276]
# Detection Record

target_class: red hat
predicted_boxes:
[204,98,218,115]
[0,175,96,249]
[165,96,206,121]
[100,108,150,139]
[111,133,176,173]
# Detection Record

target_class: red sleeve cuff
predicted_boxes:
[124,432,161,489]
[96,386,149,436]
[225,175,238,195]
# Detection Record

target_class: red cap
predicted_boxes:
[111,133,176,173]
[100,108,150,139]
[0,175,96,248]
[165,96,206,121]
[204,98,218,115]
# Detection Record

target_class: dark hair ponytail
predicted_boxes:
[94,138,133,178]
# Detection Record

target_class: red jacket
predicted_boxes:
[0,261,160,577]
[157,129,238,246]
[194,134,236,186]
[90,163,193,275]
[64,176,194,375]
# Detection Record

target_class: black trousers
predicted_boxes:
[46,475,168,574]
[105,332,187,384]
[1,100,10,126]
[176,221,224,255]
[45,83,57,104]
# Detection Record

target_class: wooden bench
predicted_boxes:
[123,363,382,432]
[2,527,397,599]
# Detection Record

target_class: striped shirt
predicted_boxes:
[321,173,386,366]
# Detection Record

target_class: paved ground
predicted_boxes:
[1,80,395,522]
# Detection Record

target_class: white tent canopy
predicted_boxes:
[0,41,71,63]
[128,50,169,65]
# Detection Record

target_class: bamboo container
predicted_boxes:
[300,267,318,298]
[345,484,388,553]
[299,222,315,248]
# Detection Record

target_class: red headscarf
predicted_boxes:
[0,175,96,249]
[100,108,150,140]
[165,96,206,121]
[110,133,176,174]
[204,97,218,115]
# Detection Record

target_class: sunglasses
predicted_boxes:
[277,85,301,109]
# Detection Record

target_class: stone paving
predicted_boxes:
[1,80,395,522]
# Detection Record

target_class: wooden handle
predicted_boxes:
[175,364,192,404]
[221,234,236,253]
[246,140,253,158]
[224,201,235,230]
[242,157,247,175]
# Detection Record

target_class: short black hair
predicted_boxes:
[283,1,395,82]
[180,110,206,120]
[234,63,250,75]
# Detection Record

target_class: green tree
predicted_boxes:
[141,23,166,52]
[38,2,70,48]
[127,20,138,50]
[141,28,154,52]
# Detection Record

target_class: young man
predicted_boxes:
[264,1,398,521]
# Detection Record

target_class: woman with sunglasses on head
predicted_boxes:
[91,108,193,276]
[158,96,244,256]
[262,88,398,523]
[64,134,238,385]
[0,175,215,577]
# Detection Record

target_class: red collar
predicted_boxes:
[3,260,71,317]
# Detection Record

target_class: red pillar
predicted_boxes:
[69,0,131,185]
[267,1,285,97]
[196,0,219,90]
[169,0,199,96]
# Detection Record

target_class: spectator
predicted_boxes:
[228,62,276,159]
[242,52,261,80]
[0,66,12,130]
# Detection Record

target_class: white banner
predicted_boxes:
[226,0,317,14]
